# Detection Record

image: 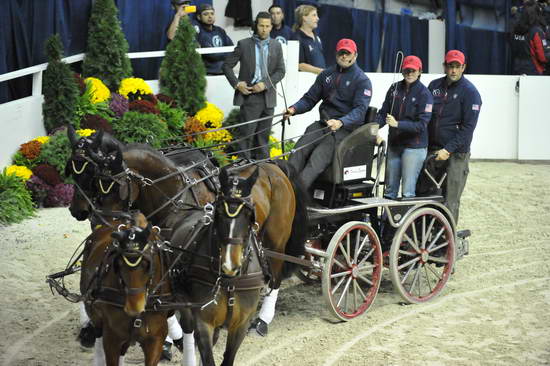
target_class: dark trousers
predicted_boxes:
[237,93,273,160]
[289,121,350,189]
[430,151,470,224]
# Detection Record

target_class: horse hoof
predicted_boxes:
[161,342,172,361]
[248,318,268,337]
[77,323,96,349]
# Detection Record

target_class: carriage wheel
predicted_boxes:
[389,207,455,304]
[296,239,323,284]
[322,221,383,321]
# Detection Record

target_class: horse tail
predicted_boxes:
[273,160,310,279]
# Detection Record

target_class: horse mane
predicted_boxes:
[272,160,309,279]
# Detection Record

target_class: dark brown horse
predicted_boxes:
[80,212,172,366]
[187,161,309,366]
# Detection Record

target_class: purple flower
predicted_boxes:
[26,175,51,207]
[45,183,75,207]
[109,93,129,118]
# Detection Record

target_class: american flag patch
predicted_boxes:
[364,89,372,96]
[425,104,433,112]
[472,104,480,111]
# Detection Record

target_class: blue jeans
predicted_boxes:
[385,146,427,199]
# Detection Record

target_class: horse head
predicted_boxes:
[215,167,259,277]
[111,212,161,317]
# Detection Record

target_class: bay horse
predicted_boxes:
[187,160,309,366]
[80,211,172,366]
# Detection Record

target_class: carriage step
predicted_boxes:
[457,229,471,239]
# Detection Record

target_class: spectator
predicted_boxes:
[222,12,286,160]
[269,4,294,44]
[166,0,199,41]
[195,4,234,75]
[376,55,433,199]
[510,0,548,74]
[285,39,372,189]
[427,50,482,224]
[291,4,326,74]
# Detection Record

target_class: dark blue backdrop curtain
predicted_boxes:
[0,0,212,103]
[381,14,429,73]
[351,9,382,72]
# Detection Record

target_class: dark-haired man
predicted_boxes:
[166,0,199,40]
[269,5,294,44]
[223,12,285,160]
[427,50,482,224]
[195,4,234,75]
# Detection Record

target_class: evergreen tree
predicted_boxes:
[42,34,80,133]
[160,16,206,116]
[82,0,132,91]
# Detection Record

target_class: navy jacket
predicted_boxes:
[291,29,326,69]
[292,63,372,129]
[428,76,482,153]
[511,25,548,75]
[196,23,234,74]
[376,79,433,149]
[271,25,294,45]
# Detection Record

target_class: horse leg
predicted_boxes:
[102,330,125,366]
[222,312,256,366]
[142,338,164,366]
[194,318,216,366]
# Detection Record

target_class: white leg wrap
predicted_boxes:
[182,331,196,366]
[119,355,125,366]
[258,288,279,324]
[167,314,183,341]
[79,301,90,327]
[93,337,106,366]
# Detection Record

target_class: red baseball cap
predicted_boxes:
[336,39,357,54]
[402,55,422,71]
[445,50,465,65]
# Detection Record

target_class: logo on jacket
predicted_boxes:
[425,104,433,112]
[325,75,332,84]
[276,36,287,44]
[309,45,314,52]
[212,35,223,47]
[346,81,350,87]
[472,104,480,111]
[364,89,371,96]
[453,94,458,99]
[194,25,200,33]
[433,89,441,96]
[412,97,416,102]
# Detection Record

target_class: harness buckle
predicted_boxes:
[133,318,142,328]
[228,297,235,307]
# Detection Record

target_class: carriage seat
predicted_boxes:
[311,107,379,208]
[318,106,378,184]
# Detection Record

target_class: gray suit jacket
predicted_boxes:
[222,37,285,108]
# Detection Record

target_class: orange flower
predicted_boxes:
[19,140,42,160]
[183,116,207,143]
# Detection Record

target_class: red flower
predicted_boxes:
[129,100,160,115]
[32,164,62,186]
[81,114,113,133]
[156,93,177,107]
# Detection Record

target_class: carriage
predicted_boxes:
[264,106,472,321]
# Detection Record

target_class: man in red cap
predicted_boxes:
[284,38,373,190]
[426,49,482,224]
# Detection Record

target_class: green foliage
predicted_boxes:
[0,171,36,225]
[37,130,72,181]
[42,34,80,133]
[112,111,170,149]
[160,16,206,115]
[223,108,241,128]
[191,138,230,167]
[74,83,113,126]
[82,0,132,91]
[12,151,38,170]
[157,102,187,138]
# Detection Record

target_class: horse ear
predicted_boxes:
[242,167,259,196]
[67,125,79,147]
[219,167,229,192]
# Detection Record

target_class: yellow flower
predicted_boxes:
[270,147,283,159]
[194,102,224,127]
[32,136,50,144]
[231,155,239,160]
[84,77,110,104]
[118,77,153,99]
[204,129,232,143]
[76,129,96,137]
[6,165,33,181]
[269,135,278,143]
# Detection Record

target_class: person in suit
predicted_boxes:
[222,11,286,160]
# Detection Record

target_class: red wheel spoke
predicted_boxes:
[397,256,420,271]
[336,276,353,308]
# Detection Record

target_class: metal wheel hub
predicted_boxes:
[351,264,359,279]
[420,250,429,263]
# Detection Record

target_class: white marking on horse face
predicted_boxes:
[228,219,236,239]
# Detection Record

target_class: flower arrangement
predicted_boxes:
[5,165,33,181]
[44,183,74,207]
[186,102,233,144]
[81,114,113,134]
[195,102,224,128]
[268,135,295,160]
[118,77,153,100]
[33,136,50,144]
[156,93,176,107]
[0,169,36,224]
[84,77,111,103]
[32,164,63,186]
